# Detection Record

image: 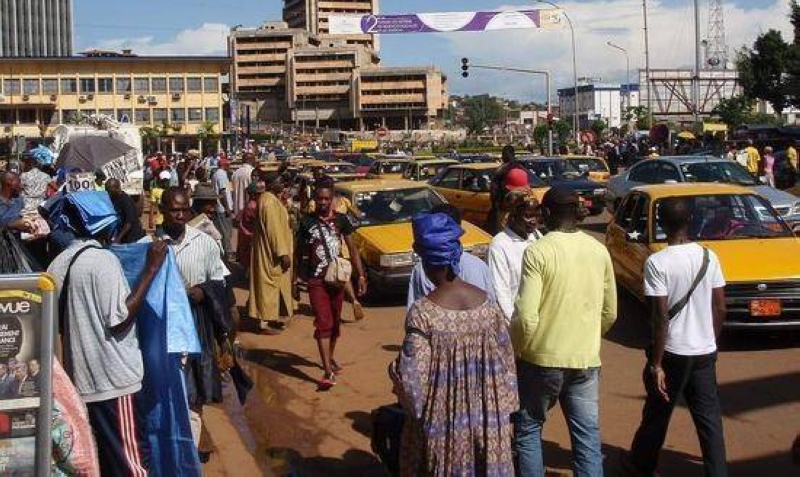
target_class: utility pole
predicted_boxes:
[642,0,653,128]
[693,0,702,126]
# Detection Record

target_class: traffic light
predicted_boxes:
[547,113,554,128]
[461,58,470,78]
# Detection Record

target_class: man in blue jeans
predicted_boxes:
[511,186,618,476]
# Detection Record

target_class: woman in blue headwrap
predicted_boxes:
[389,212,519,477]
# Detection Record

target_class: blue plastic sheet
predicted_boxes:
[111,243,201,477]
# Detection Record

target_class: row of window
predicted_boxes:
[0,77,219,96]
[362,89,425,96]
[0,107,220,125]
[237,48,289,56]
[296,81,350,87]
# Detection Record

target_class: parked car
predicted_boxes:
[366,158,410,180]
[605,156,800,230]
[607,183,800,330]
[563,155,612,183]
[335,179,491,295]
[299,161,363,182]
[430,163,548,230]
[519,156,607,215]
[402,159,457,182]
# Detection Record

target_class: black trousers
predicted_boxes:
[86,393,150,477]
[630,351,728,477]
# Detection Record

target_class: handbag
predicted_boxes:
[667,247,710,320]
[318,218,352,288]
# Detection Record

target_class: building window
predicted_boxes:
[205,108,220,122]
[117,109,132,123]
[42,79,58,94]
[151,77,167,93]
[3,79,21,95]
[187,77,202,92]
[152,108,168,123]
[22,79,39,95]
[61,109,78,123]
[135,109,151,124]
[79,78,96,94]
[134,77,150,94]
[79,109,96,119]
[170,108,185,123]
[60,78,77,94]
[42,109,59,125]
[18,109,37,124]
[116,78,132,94]
[203,77,218,93]
[0,110,14,124]
[169,78,185,93]
[98,78,114,94]
[188,108,203,122]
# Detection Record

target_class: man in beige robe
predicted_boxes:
[247,174,295,332]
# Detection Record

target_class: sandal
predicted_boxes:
[331,360,343,375]
[318,372,336,391]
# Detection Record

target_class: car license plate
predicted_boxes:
[750,299,782,317]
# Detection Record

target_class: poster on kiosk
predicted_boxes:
[0,275,56,477]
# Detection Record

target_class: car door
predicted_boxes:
[606,194,638,289]
[431,168,463,209]
[606,193,651,296]
[458,169,492,228]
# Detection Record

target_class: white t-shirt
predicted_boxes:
[488,227,542,324]
[644,243,726,356]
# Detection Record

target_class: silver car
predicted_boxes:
[606,156,800,230]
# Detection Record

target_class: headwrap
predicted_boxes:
[412,213,464,275]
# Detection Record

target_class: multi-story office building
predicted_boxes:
[230,22,447,131]
[0,53,230,150]
[0,0,73,57]
[283,0,378,50]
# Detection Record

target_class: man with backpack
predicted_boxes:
[624,197,728,476]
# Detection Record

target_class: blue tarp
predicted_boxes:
[111,243,201,477]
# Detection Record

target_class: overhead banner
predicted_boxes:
[329,9,565,35]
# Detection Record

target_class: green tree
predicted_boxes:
[711,95,754,129]
[624,106,651,130]
[460,95,504,135]
[788,0,800,108]
[552,119,572,142]
[737,29,790,113]
[533,124,549,152]
[589,119,607,138]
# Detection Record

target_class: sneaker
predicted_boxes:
[318,373,336,391]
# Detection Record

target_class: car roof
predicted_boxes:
[446,163,498,170]
[632,183,755,198]
[374,158,410,164]
[321,161,355,167]
[335,179,430,193]
[639,155,724,165]
[409,159,457,166]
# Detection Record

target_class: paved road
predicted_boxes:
[219,214,800,476]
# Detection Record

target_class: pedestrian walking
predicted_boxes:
[296,178,367,390]
[211,162,234,259]
[236,181,264,277]
[512,185,618,477]
[744,139,761,176]
[248,173,295,333]
[148,171,171,230]
[763,146,776,187]
[406,204,494,309]
[488,145,527,234]
[106,179,145,244]
[232,153,256,216]
[488,188,542,325]
[48,192,167,477]
[625,197,728,477]
[389,212,518,476]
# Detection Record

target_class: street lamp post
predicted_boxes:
[606,41,630,122]
[536,0,578,137]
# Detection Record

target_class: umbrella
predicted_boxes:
[29,145,55,166]
[55,135,135,172]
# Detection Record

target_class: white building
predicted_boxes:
[558,84,625,129]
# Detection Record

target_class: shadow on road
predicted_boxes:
[605,289,651,350]
[267,447,388,477]
[243,348,320,385]
[345,410,374,439]
[720,371,800,417]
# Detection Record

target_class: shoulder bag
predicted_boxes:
[667,247,710,320]
[318,219,352,288]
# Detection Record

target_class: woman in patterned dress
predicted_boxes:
[389,212,518,476]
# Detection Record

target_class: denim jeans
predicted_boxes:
[514,361,603,477]
[630,351,727,477]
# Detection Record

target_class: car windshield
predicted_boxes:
[569,158,609,173]
[417,163,452,180]
[353,188,444,226]
[325,164,357,174]
[524,160,584,183]
[653,194,793,242]
[679,161,756,186]
[378,162,407,174]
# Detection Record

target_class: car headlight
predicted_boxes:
[793,202,800,215]
[467,244,489,258]
[379,252,415,268]
[593,188,606,196]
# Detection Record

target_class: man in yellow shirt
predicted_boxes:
[744,139,761,175]
[511,186,617,476]
[787,141,798,173]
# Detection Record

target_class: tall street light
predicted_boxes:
[606,41,630,119]
[535,0,578,137]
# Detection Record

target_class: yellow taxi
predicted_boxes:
[402,158,458,182]
[335,179,492,294]
[366,158,410,180]
[607,183,800,329]
[430,163,549,230]
[299,161,363,182]
[563,155,612,183]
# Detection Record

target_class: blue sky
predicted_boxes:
[74,0,791,101]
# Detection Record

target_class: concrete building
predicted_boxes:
[558,84,624,129]
[229,22,447,131]
[283,0,378,50]
[0,0,73,57]
[0,53,229,151]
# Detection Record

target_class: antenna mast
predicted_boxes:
[705,0,728,69]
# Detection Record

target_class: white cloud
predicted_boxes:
[88,23,229,56]
[447,0,793,100]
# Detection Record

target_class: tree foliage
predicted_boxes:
[459,95,505,135]
[589,119,607,138]
[737,28,792,113]
[711,95,755,129]
[624,106,651,130]
[788,0,800,108]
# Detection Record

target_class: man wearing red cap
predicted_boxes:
[489,145,529,234]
